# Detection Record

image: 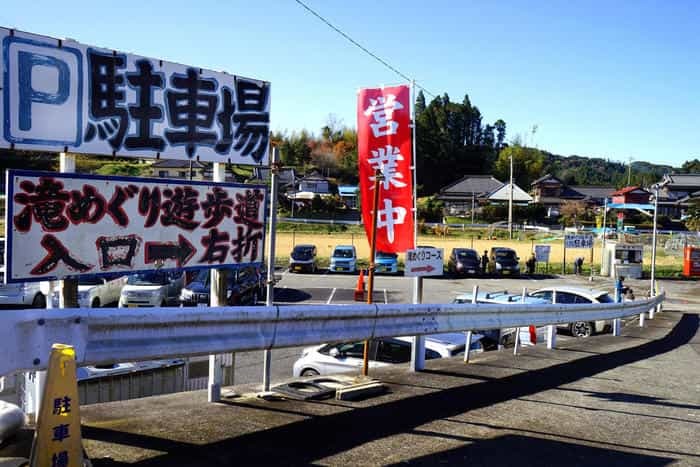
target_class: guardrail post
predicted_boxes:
[612,280,622,335]
[548,290,558,348]
[410,276,425,371]
[546,325,556,349]
[513,287,528,355]
[464,285,478,363]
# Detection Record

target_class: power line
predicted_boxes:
[294,0,435,98]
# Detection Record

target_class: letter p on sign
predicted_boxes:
[3,35,83,146]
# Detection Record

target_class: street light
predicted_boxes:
[650,184,660,298]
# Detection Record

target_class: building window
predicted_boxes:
[158,171,168,178]
[179,171,187,178]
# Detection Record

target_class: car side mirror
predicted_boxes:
[329,348,340,358]
[516,257,520,261]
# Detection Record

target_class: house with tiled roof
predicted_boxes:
[611,186,650,205]
[655,173,700,218]
[436,175,531,214]
[151,159,211,181]
[436,175,505,214]
[530,174,614,217]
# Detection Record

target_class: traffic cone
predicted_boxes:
[354,269,365,301]
[529,325,537,345]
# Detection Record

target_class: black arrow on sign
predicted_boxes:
[145,235,196,267]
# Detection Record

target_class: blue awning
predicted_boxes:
[607,203,654,210]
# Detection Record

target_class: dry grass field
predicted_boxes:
[270,231,681,271]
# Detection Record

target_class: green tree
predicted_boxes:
[685,198,700,231]
[681,159,700,173]
[493,144,545,188]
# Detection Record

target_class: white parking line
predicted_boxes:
[327,288,337,304]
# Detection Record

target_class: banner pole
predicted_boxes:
[362,169,382,376]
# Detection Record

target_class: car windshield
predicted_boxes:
[333,248,354,258]
[292,246,314,260]
[377,252,397,260]
[596,293,615,303]
[457,250,477,260]
[127,272,169,286]
[193,269,211,285]
[495,250,516,259]
[78,276,103,286]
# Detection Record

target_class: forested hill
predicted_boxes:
[541,152,675,188]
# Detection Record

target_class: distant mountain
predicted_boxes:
[540,151,675,188]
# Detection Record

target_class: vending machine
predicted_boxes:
[682,246,700,277]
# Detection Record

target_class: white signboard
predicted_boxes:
[404,248,444,277]
[0,28,270,165]
[564,234,594,249]
[534,245,551,263]
[4,170,267,282]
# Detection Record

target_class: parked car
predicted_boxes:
[50,274,126,308]
[179,265,265,306]
[374,251,399,274]
[0,267,46,308]
[292,333,482,377]
[488,247,520,276]
[447,248,481,276]
[119,270,185,307]
[328,245,357,273]
[452,290,551,347]
[529,286,615,337]
[289,244,318,273]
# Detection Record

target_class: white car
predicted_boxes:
[530,286,615,337]
[119,270,185,307]
[292,333,482,377]
[328,245,357,273]
[51,274,126,308]
[0,267,46,308]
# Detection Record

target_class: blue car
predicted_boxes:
[374,251,399,274]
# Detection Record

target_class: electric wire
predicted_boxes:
[294,0,435,98]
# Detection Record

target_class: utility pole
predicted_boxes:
[471,192,475,226]
[627,157,633,186]
[508,152,514,239]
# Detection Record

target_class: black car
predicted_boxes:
[289,244,318,273]
[447,248,481,276]
[179,265,265,306]
[488,247,520,276]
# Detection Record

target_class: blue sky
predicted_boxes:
[2,0,698,167]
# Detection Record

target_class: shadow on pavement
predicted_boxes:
[86,313,699,466]
[387,432,673,467]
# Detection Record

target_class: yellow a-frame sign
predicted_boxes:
[29,344,83,467]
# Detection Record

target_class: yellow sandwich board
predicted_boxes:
[29,344,83,467]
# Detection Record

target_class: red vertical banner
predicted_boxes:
[357,85,414,253]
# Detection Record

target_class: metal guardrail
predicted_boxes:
[0,293,664,377]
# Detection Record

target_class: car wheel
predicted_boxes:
[301,368,320,377]
[571,321,593,337]
[32,293,46,309]
[91,298,101,308]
